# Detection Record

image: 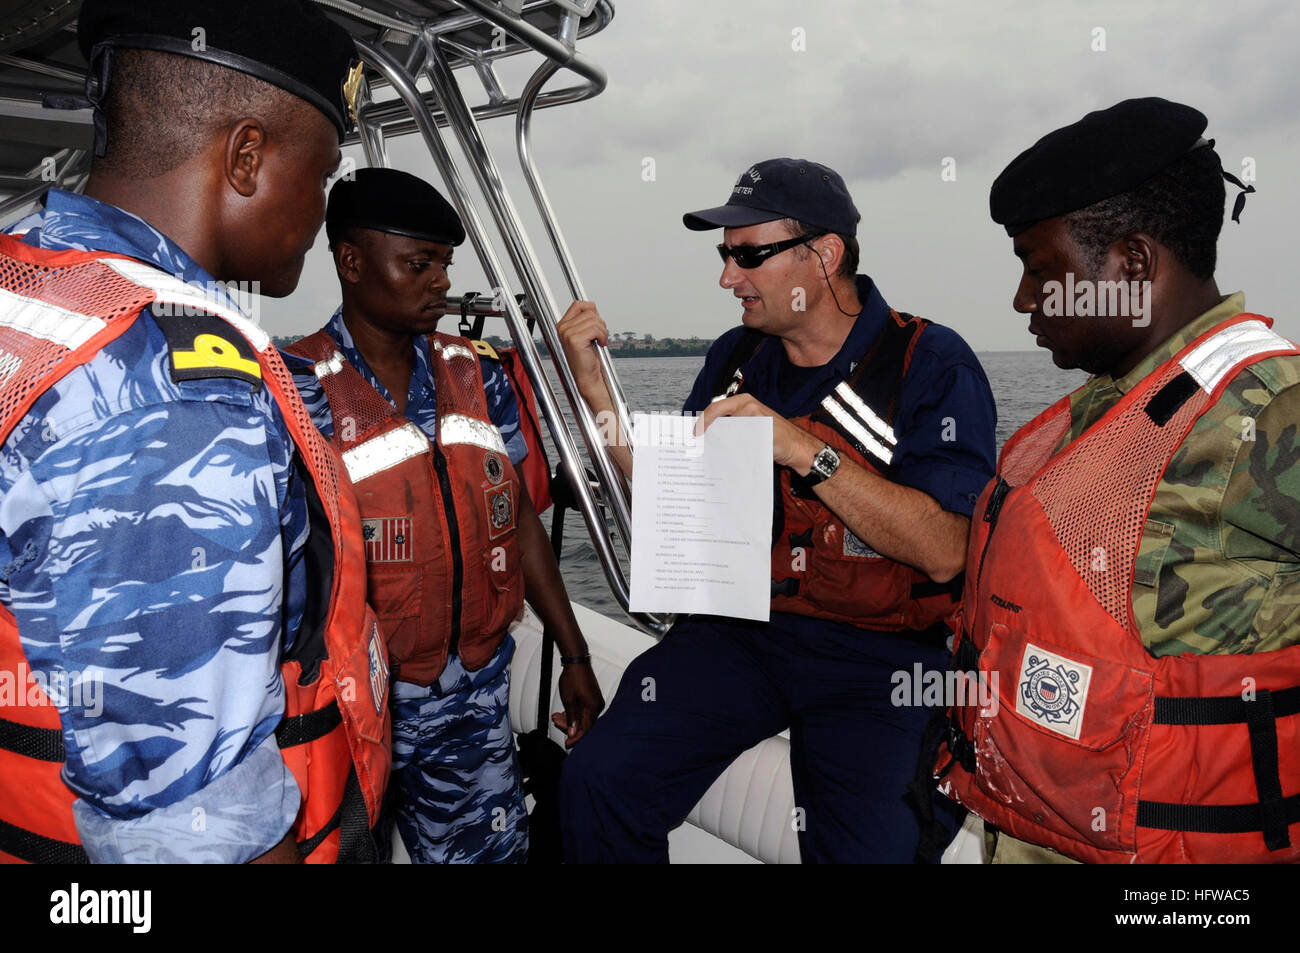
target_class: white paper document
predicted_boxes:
[628,413,773,622]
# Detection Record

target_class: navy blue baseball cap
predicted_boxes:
[683,158,860,235]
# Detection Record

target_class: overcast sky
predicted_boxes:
[261,0,1300,351]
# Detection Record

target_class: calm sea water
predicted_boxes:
[541,351,1087,617]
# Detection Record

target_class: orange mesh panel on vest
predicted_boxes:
[434,336,492,421]
[260,348,343,525]
[1029,362,1207,629]
[294,330,432,450]
[0,257,153,432]
[340,375,407,448]
[318,365,407,451]
[1002,407,1072,488]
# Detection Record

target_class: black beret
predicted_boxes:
[78,0,359,138]
[990,97,1209,236]
[326,168,466,247]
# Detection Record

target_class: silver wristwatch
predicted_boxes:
[805,444,841,486]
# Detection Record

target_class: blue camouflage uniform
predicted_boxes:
[0,189,309,863]
[286,309,529,863]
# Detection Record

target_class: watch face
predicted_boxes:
[814,446,840,478]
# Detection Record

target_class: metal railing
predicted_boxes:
[0,147,88,220]
[346,1,671,636]
[0,0,663,635]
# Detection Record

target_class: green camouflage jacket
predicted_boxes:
[1057,293,1300,656]
[994,294,1300,865]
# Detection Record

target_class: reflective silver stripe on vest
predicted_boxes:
[438,342,475,363]
[833,381,897,446]
[440,413,507,454]
[97,257,270,351]
[1180,319,1295,393]
[314,351,346,379]
[0,286,105,349]
[819,394,893,465]
[341,421,430,482]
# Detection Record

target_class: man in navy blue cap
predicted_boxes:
[0,0,385,864]
[935,97,1300,865]
[557,157,997,862]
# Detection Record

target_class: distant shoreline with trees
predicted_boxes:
[270,333,711,358]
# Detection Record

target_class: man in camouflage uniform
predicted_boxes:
[0,0,362,862]
[976,97,1300,863]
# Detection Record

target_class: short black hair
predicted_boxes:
[98,48,313,180]
[782,217,860,279]
[1064,145,1226,282]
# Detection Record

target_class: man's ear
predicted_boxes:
[224,118,268,198]
[814,234,844,273]
[1118,233,1157,284]
[335,239,363,284]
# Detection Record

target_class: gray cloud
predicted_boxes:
[261,0,1300,351]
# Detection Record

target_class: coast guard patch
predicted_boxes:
[483,451,505,485]
[362,517,412,562]
[1015,643,1092,740]
[368,621,389,715]
[485,484,514,538]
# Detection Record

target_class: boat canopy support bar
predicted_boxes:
[355,11,672,636]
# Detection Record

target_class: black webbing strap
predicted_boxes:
[0,716,65,762]
[0,717,90,862]
[458,293,487,340]
[709,328,766,397]
[297,802,341,859]
[1245,690,1289,849]
[905,630,977,863]
[910,573,965,601]
[904,704,956,864]
[841,311,927,424]
[336,766,378,863]
[0,816,89,864]
[1153,684,1300,725]
[808,312,926,467]
[771,577,799,598]
[274,699,341,749]
[1136,793,1300,837]
[1140,685,1300,849]
[937,637,981,778]
[1144,371,1199,426]
[297,766,378,863]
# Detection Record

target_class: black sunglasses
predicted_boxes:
[716,232,825,269]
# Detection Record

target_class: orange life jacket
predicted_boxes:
[0,238,390,864]
[936,313,1300,863]
[496,345,552,514]
[716,310,962,631]
[289,330,525,686]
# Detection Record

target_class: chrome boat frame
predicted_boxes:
[0,0,669,636]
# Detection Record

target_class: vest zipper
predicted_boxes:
[975,477,1010,589]
[432,442,464,654]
